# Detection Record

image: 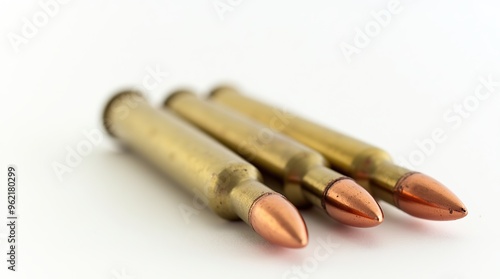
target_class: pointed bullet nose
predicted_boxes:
[324,178,384,227]
[394,173,468,221]
[249,194,308,248]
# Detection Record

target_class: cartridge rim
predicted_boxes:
[208,85,239,99]
[163,90,196,108]
[102,89,144,137]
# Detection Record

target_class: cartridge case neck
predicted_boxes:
[282,151,331,207]
[229,180,276,225]
[301,166,343,209]
[370,161,411,206]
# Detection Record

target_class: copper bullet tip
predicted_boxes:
[249,194,308,248]
[394,173,468,221]
[324,178,384,227]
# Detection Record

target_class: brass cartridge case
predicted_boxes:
[164,91,383,227]
[103,90,308,247]
[208,87,468,221]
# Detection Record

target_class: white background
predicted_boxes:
[1,0,499,278]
